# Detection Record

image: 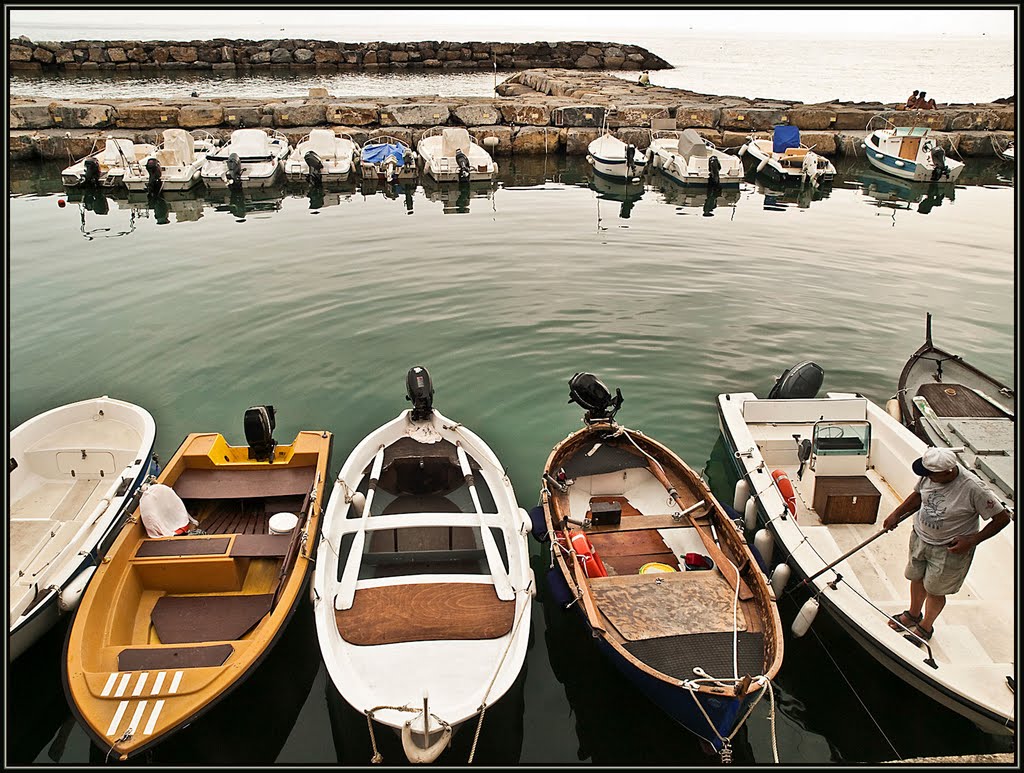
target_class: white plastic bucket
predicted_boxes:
[269,512,298,535]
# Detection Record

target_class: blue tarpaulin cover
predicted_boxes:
[772,125,801,153]
[361,143,407,167]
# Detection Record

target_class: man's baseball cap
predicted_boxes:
[912,447,959,477]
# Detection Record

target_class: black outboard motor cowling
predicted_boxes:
[568,372,624,423]
[83,157,101,187]
[406,366,435,421]
[766,361,824,400]
[708,154,722,188]
[244,405,277,461]
[455,149,472,182]
[304,150,324,186]
[930,145,949,181]
[145,157,162,194]
[226,152,244,189]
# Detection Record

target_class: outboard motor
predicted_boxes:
[145,157,162,194]
[226,152,244,190]
[243,404,277,462]
[568,372,624,424]
[708,154,722,188]
[83,157,101,187]
[406,366,435,421]
[766,361,824,400]
[304,150,324,187]
[625,144,637,177]
[455,148,472,182]
[382,154,399,183]
[930,145,949,181]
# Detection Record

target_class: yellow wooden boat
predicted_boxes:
[63,407,331,761]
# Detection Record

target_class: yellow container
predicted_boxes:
[639,562,676,574]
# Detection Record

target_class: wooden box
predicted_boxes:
[813,475,881,525]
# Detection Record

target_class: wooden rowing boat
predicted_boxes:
[543,374,783,758]
[63,407,331,760]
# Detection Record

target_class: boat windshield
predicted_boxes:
[894,126,930,137]
[812,420,871,456]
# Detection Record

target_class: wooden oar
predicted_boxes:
[644,456,753,600]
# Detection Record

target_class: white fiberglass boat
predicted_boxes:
[312,367,533,764]
[587,132,646,182]
[359,135,418,183]
[416,127,497,183]
[739,125,835,186]
[283,129,358,185]
[61,137,158,188]
[862,126,965,182]
[647,128,743,187]
[9,396,157,661]
[123,129,221,193]
[717,369,1014,736]
[200,128,290,190]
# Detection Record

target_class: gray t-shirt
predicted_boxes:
[912,466,1004,545]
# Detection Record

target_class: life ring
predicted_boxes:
[569,530,608,578]
[771,469,798,518]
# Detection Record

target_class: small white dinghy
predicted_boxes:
[9,396,157,661]
[587,132,646,182]
[717,365,1014,736]
[283,128,358,185]
[647,127,744,187]
[416,127,497,183]
[61,137,158,188]
[201,128,291,190]
[739,125,836,186]
[122,129,221,193]
[313,367,533,764]
[863,124,965,182]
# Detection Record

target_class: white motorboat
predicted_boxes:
[996,142,1014,162]
[717,367,1014,736]
[122,129,221,193]
[61,137,158,188]
[9,396,157,661]
[738,125,836,186]
[647,128,743,187]
[283,129,358,185]
[359,135,418,183]
[587,132,646,182]
[416,127,497,183]
[862,125,965,182]
[200,128,290,190]
[312,367,533,764]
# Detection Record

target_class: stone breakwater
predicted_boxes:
[8,36,671,73]
[9,69,1014,162]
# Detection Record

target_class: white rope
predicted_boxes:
[684,675,775,763]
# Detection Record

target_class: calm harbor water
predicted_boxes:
[6,152,1015,764]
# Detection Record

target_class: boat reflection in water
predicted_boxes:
[748,170,830,211]
[648,174,741,218]
[852,169,956,219]
[357,178,417,214]
[204,184,286,222]
[589,173,644,221]
[419,176,497,214]
[123,189,205,224]
[326,658,527,765]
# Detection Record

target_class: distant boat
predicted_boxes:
[283,129,358,185]
[61,137,157,188]
[894,312,1014,512]
[417,127,497,183]
[647,128,743,187]
[862,125,964,182]
[9,396,157,662]
[359,135,418,183]
[738,125,835,186]
[201,129,290,190]
[123,129,221,194]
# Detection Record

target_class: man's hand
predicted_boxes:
[883,513,903,531]
[947,534,978,554]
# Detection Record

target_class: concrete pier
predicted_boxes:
[9,68,1014,162]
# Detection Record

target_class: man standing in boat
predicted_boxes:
[882,447,1011,644]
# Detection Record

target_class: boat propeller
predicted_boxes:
[568,372,624,423]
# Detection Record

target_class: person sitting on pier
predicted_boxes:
[904,90,919,108]
[916,90,937,110]
[638,70,651,87]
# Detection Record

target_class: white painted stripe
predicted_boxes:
[127,701,147,735]
[144,699,165,736]
[101,673,119,697]
[114,673,131,698]
[169,671,183,694]
[106,700,129,736]
[151,671,165,695]
[132,673,148,697]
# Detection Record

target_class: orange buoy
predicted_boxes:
[58,199,66,207]
[569,530,608,578]
[771,469,798,518]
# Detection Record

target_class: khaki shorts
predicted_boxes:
[905,529,975,596]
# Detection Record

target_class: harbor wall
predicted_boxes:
[9,69,1014,161]
[8,37,671,73]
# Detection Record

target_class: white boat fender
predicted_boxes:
[769,563,791,598]
[733,479,750,512]
[744,498,759,532]
[885,398,902,422]
[737,144,747,157]
[59,566,98,613]
[756,157,769,173]
[349,491,366,517]
[791,597,820,638]
[753,528,774,567]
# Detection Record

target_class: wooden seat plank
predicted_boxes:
[118,643,233,671]
[135,537,231,558]
[151,593,274,643]
[230,534,290,557]
[173,466,315,500]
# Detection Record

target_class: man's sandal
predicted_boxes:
[888,610,922,631]
[904,623,934,647]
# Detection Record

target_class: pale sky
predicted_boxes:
[7,7,1016,40]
